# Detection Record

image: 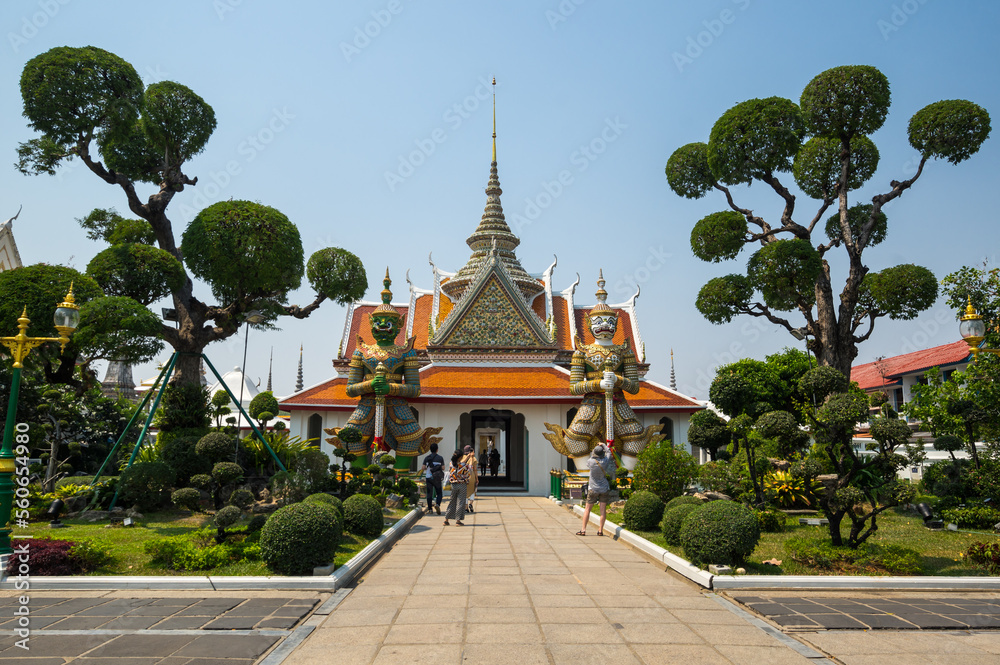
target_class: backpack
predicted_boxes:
[450,462,470,484]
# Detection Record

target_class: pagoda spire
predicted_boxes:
[295,345,303,392]
[670,349,677,391]
[441,78,544,303]
[266,347,273,392]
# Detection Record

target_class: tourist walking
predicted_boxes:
[489,447,500,477]
[478,449,488,477]
[578,444,615,536]
[444,446,475,525]
[421,442,445,515]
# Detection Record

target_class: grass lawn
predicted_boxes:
[17,507,409,576]
[604,505,1000,576]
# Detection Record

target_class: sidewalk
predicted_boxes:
[281,496,828,664]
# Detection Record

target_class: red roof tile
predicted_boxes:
[851,341,971,391]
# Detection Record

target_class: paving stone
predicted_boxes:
[0,633,112,657]
[631,643,734,665]
[171,634,280,659]
[713,644,815,664]
[808,613,871,629]
[75,634,195,659]
[769,614,820,628]
[202,615,260,630]
[98,615,164,630]
[548,643,644,665]
[150,616,212,630]
[257,616,301,629]
[853,614,919,629]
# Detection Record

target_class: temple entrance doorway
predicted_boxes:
[459,409,525,490]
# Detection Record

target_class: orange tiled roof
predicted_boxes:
[281,366,701,409]
[531,293,546,321]
[551,296,572,350]
[851,340,970,391]
[410,294,433,349]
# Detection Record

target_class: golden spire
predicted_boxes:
[491,77,497,163]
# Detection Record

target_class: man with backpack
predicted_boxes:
[421,443,445,515]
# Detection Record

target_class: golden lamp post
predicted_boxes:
[0,286,80,557]
[958,298,1000,360]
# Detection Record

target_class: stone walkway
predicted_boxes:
[282,497,824,665]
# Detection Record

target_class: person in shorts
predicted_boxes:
[577,444,615,536]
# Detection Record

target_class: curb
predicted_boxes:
[569,503,1000,592]
[0,507,423,592]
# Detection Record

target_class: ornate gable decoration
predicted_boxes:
[431,250,554,349]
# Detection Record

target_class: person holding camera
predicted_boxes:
[577,444,615,536]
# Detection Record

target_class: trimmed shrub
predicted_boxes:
[212,462,244,487]
[259,502,341,575]
[196,432,235,465]
[622,490,666,531]
[228,488,254,509]
[171,487,202,512]
[679,500,761,566]
[660,503,703,546]
[215,505,242,529]
[22,539,112,575]
[305,492,342,515]
[665,495,704,511]
[118,461,175,512]
[189,474,212,490]
[144,536,235,571]
[343,493,384,537]
[246,514,268,533]
[786,537,921,575]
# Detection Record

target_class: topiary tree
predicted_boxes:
[16,46,369,388]
[665,495,704,511]
[214,504,242,543]
[170,487,201,512]
[118,461,175,512]
[666,65,989,377]
[196,432,235,465]
[622,490,666,531]
[686,410,730,462]
[679,500,761,566]
[259,502,340,575]
[343,493,383,537]
[248,391,279,430]
[227,487,254,510]
[660,502,703,546]
[160,435,210,487]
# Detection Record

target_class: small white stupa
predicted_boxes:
[207,366,260,428]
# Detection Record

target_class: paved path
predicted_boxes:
[282,496,826,665]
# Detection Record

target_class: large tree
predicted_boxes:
[17,46,367,385]
[666,65,990,377]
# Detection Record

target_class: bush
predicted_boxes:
[157,383,211,432]
[755,507,786,533]
[679,500,761,566]
[189,474,212,490]
[171,487,202,512]
[940,505,1000,530]
[246,514,268,533]
[964,541,1000,575]
[212,462,244,487]
[343,493,384,537]
[228,488,254,509]
[259,502,341,575]
[21,539,111,575]
[144,536,235,571]
[786,537,922,575]
[622,490,666,531]
[660,503,703,546]
[632,440,699,504]
[665,495,704,511]
[270,470,310,504]
[118,461,176,512]
[196,432,236,465]
[68,540,113,571]
[215,505,242,529]
[305,492,342,512]
[159,430,211,486]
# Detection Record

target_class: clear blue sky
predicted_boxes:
[2,0,998,400]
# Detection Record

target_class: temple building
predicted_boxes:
[279,131,702,495]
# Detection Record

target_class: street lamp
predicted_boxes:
[0,286,80,557]
[958,298,998,361]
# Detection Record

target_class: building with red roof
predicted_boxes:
[280,139,702,495]
[851,340,971,412]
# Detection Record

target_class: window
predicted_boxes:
[307,413,323,446]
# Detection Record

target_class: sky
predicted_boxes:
[1,0,998,402]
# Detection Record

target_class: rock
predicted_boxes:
[768,458,791,471]
[126,509,144,520]
[736,567,746,575]
[609,500,627,510]
[251,501,279,515]
[82,511,110,522]
[994,522,1000,533]
[259,489,271,503]
[385,494,403,509]
[110,506,125,514]
[693,491,731,502]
